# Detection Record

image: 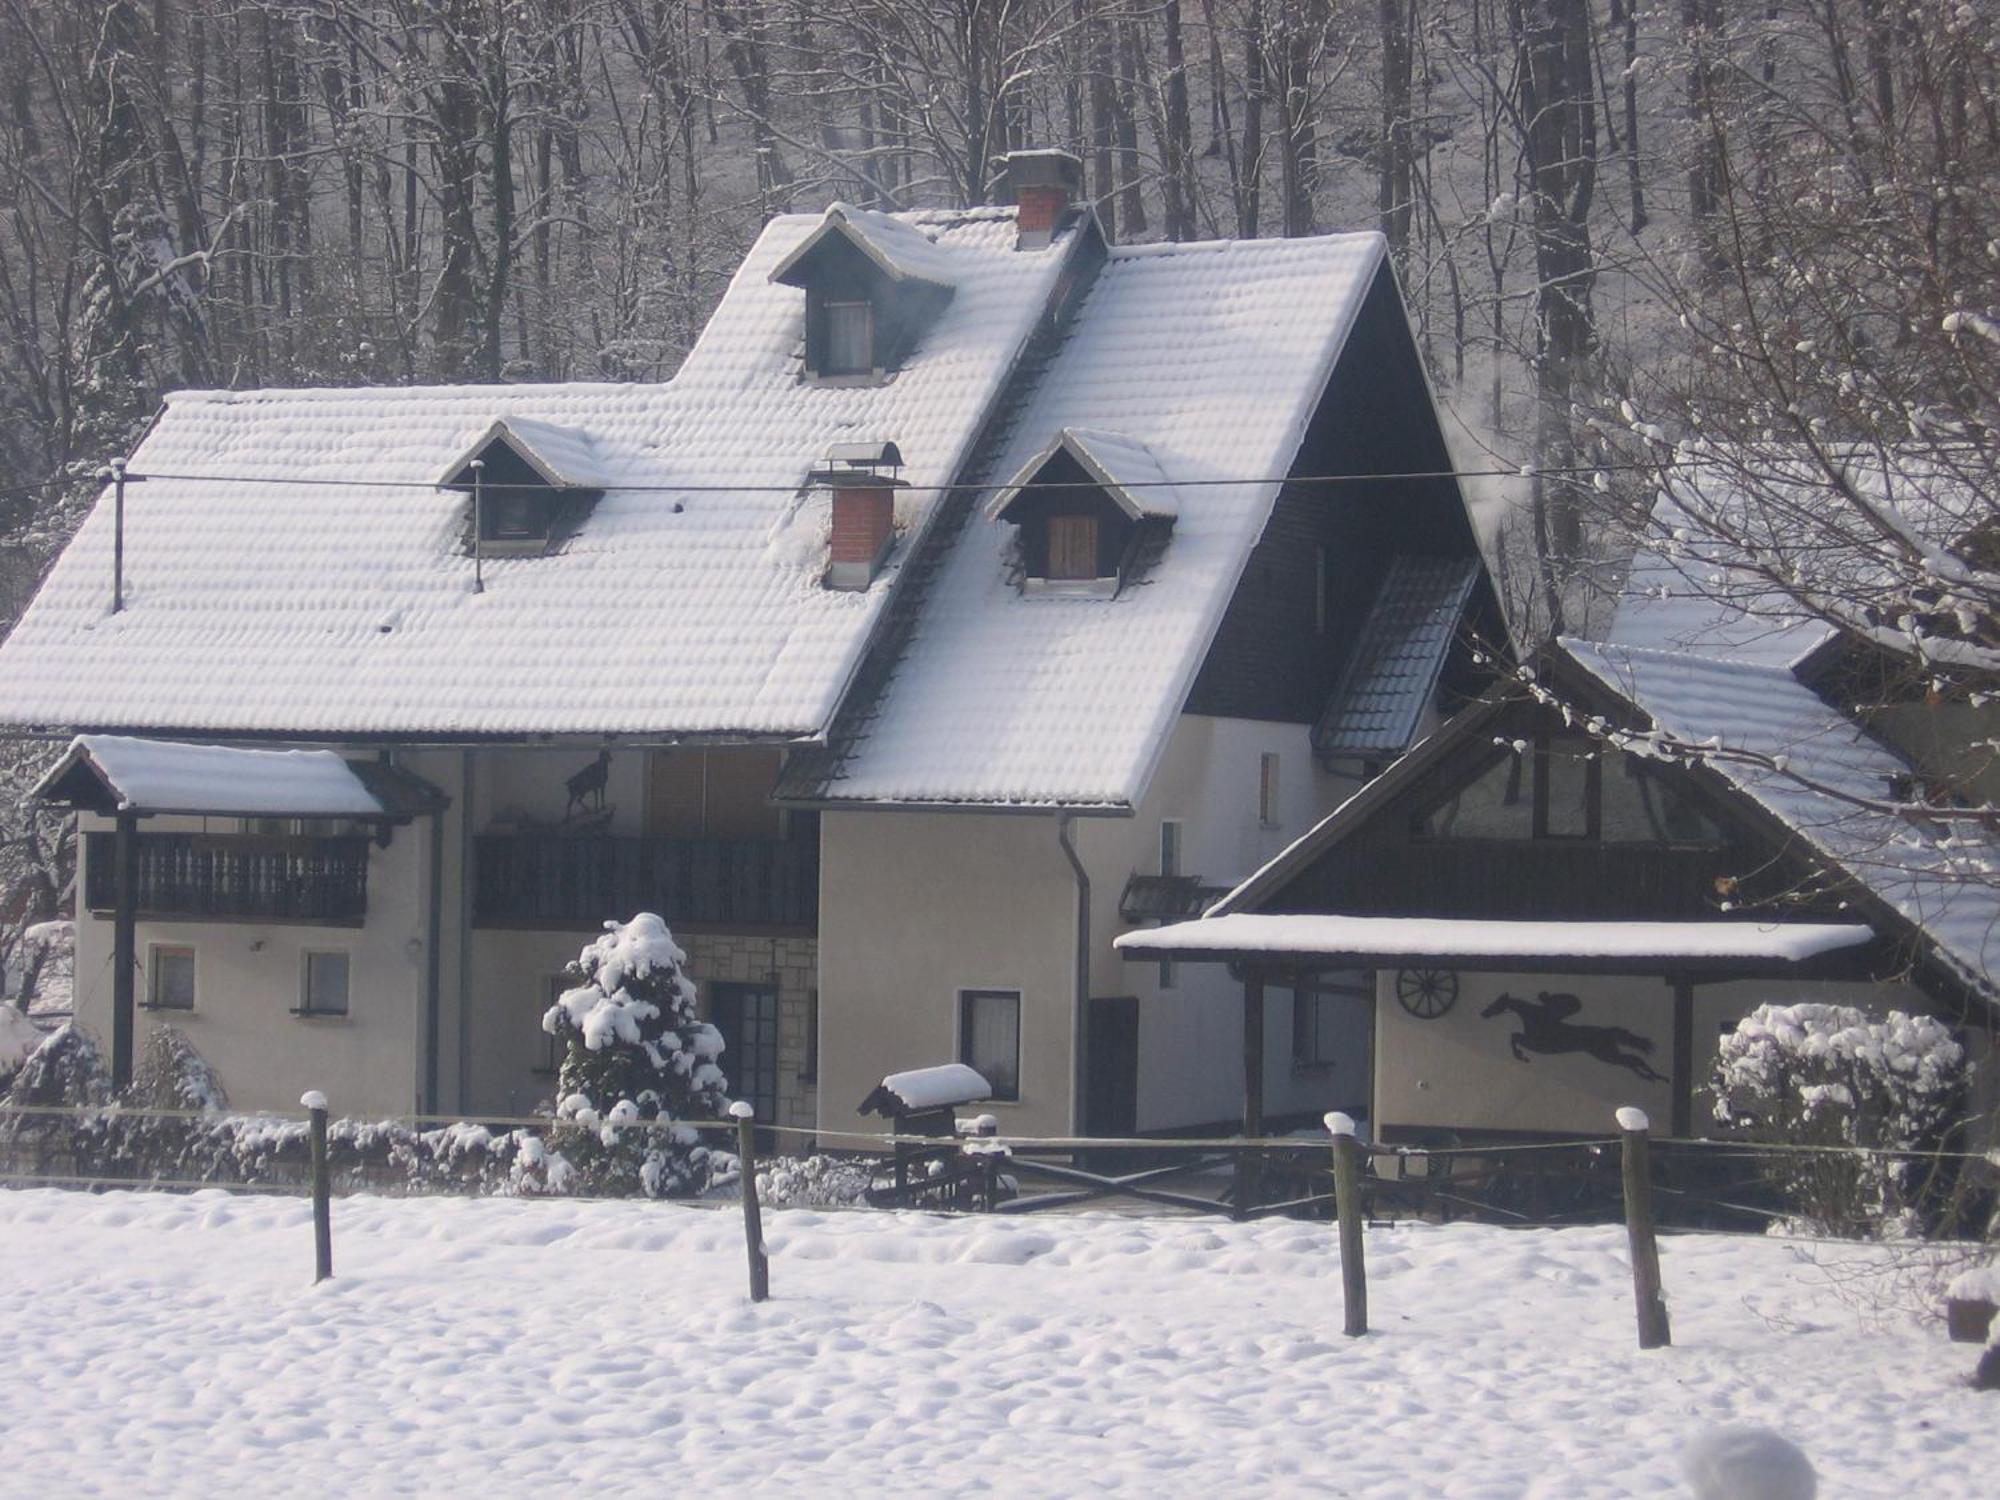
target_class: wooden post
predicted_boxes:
[110,459,127,614]
[1236,966,1265,1219]
[1326,1111,1368,1337]
[110,810,137,1092]
[1617,1106,1670,1349]
[303,1090,332,1283]
[731,1101,770,1303]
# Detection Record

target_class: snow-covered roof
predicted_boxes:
[818,233,1392,807]
[986,428,1181,522]
[1562,638,2000,997]
[33,734,388,818]
[1115,912,1874,964]
[438,416,609,491]
[768,204,957,289]
[860,1063,994,1114]
[0,207,1074,738]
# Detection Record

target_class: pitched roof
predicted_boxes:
[768,204,957,289]
[0,207,1077,739]
[986,428,1181,522]
[1313,554,1479,758]
[1561,638,2000,999]
[438,417,609,491]
[34,735,390,818]
[809,233,1393,808]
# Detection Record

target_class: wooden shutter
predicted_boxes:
[1046,515,1100,580]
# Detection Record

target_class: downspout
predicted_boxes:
[456,750,476,1112]
[422,798,445,1116]
[1057,812,1089,1135]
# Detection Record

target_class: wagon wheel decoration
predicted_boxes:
[1396,968,1459,1020]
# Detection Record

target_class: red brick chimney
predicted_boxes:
[994,149,1084,251]
[815,441,907,590]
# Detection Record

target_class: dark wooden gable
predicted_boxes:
[1252,682,1833,924]
[1185,262,1499,725]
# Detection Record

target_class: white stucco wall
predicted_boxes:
[71,766,448,1121]
[1373,968,1935,1139]
[818,807,1077,1136]
[816,713,1368,1140]
[1085,714,1369,1130]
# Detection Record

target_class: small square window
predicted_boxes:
[1291,973,1369,1070]
[960,989,1021,1102]
[824,301,874,374]
[149,946,195,1011]
[1045,514,1101,580]
[299,951,350,1017]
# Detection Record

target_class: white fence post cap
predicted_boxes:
[1615,1105,1650,1133]
[1324,1111,1357,1137]
[727,1100,755,1120]
[300,1090,328,1112]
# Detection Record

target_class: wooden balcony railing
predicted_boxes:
[473,833,818,931]
[85,833,371,925]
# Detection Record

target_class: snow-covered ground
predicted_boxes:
[0,1188,1990,1497]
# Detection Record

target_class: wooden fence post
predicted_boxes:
[1617,1106,1670,1349]
[302,1090,332,1284]
[731,1101,770,1303]
[1326,1111,1368,1337]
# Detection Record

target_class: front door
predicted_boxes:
[710,982,781,1127]
[1086,995,1139,1137]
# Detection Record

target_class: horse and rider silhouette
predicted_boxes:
[1480,991,1666,1083]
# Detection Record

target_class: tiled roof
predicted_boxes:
[1562,638,2000,998]
[0,205,1076,738]
[1313,554,1479,759]
[811,232,1392,808]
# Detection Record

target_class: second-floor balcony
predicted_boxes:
[473,832,818,932]
[84,832,371,925]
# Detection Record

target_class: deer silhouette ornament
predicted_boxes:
[1479,991,1666,1083]
[565,750,611,820]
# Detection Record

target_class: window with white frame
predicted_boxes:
[298,950,350,1017]
[960,989,1021,1102]
[148,945,195,1011]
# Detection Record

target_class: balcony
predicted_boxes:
[85,833,371,925]
[473,833,818,932]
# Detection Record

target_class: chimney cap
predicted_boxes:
[990,149,1084,201]
[824,438,904,470]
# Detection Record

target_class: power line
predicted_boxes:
[116,459,1688,494]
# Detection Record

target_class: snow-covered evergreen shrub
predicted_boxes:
[127,1026,227,1114]
[0,1006,45,1091]
[1713,1002,1966,1237]
[4,1022,110,1108]
[542,914,729,1197]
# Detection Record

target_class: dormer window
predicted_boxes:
[824,301,874,375]
[438,416,606,560]
[988,428,1179,596]
[770,204,954,383]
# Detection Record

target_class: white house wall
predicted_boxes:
[70,767,448,1120]
[817,808,1078,1137]
[1373,968,1933,1139]
[1086,714,1369,1130]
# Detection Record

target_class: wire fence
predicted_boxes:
[0,1097,1987,1244]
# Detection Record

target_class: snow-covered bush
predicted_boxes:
[0,1005,45,1091]
[542,914,729,1197]
[1713,1002,1966,1237]
[126,1026,226,1114]
[756,1154,873,1209]
[4,1022,109,1108]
